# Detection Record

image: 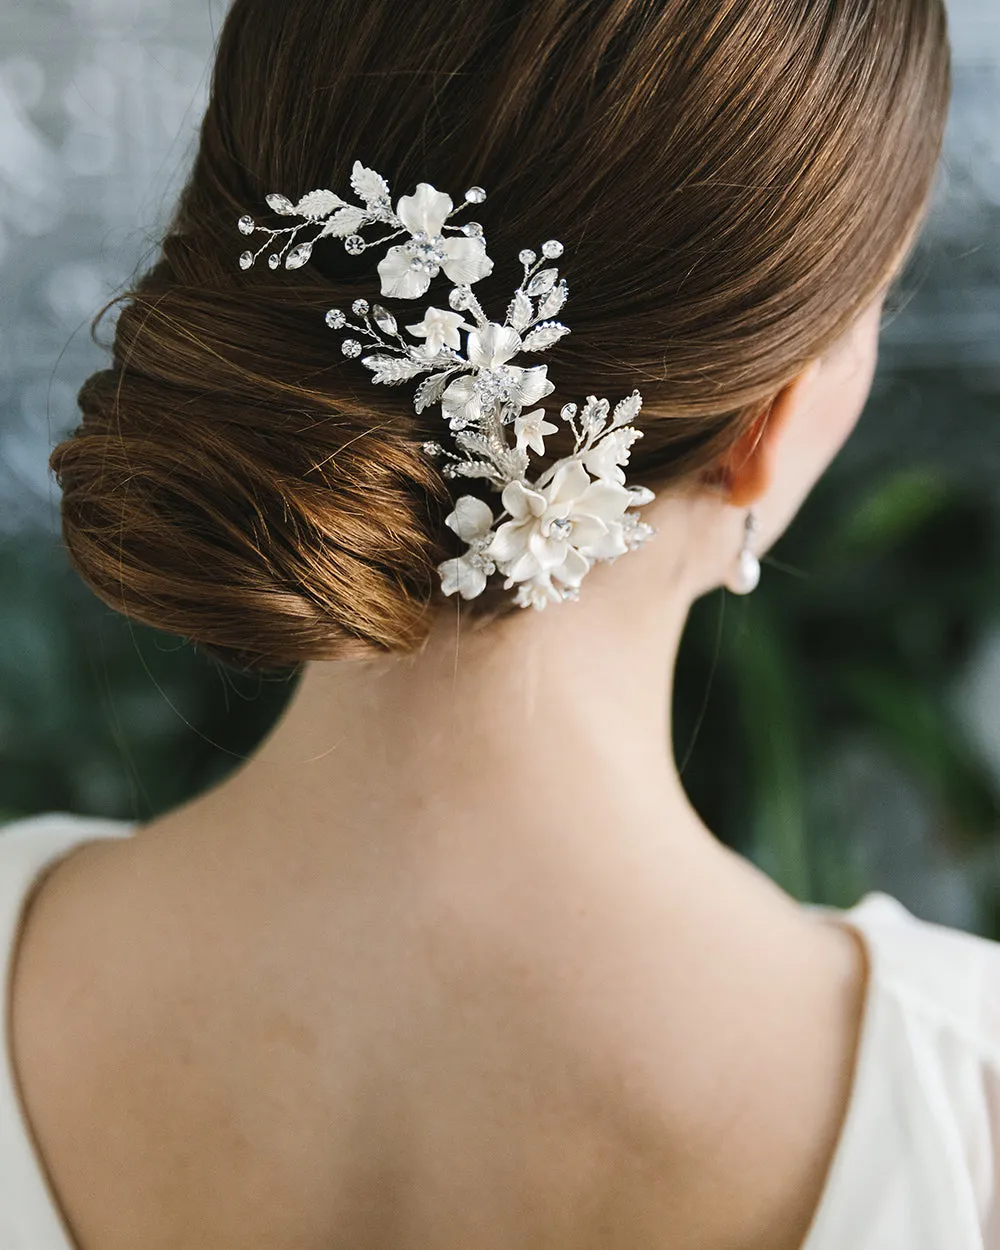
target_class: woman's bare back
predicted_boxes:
[9,812,866,1250]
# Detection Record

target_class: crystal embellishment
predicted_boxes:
[236,160,656,610]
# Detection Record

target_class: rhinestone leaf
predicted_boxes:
[372,304,398,335]
[527,268,558,296]
[464,186,486,203]
[341,339,362,357]
[325,308,346,329]
[239,250,253,270]
[268,253,281,270]
[541,239,564,259]
[238,215,255,235]
[285,242,314,269]
[265,193,295,215]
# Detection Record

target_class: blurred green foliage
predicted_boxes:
[677,458,1000,918]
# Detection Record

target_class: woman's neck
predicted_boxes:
[203,504,720,872]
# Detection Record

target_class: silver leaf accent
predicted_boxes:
[506,290,533,332]
[351,160,391,206]
[414,371,454,413]
[611,389,643,428]
[360,355,430,385]
[294,189,346,218]
[320,206,368,238]
[538,281,568,318]
[454,431,495,461]
[519,321,570,352]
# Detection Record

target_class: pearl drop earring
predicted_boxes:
[726,509,761,595]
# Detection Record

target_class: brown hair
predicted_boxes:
[51,0,951,671]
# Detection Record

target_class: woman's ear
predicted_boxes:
[722,361,821,507]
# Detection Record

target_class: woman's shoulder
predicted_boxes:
[801,890,1000,1249]
[0,811,138,946]
[816,890,1000,1057]
[0,811,138,1250]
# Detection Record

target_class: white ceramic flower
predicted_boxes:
[581,427,643,484]
[377,183,493,299]
[486,461,632,585]
[441,323,555,429]
[513,408,559,456]
[406,307,468,357]
[513,577,563,610]
[438,495,497,600]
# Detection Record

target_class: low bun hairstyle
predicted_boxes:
[51,0,950,671]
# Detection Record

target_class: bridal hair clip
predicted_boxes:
[237,161,655,609]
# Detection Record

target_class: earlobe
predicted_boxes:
[721,361,820,508]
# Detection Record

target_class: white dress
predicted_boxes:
[2,811,1000,1249]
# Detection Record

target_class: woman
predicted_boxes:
[3,1,991,1247]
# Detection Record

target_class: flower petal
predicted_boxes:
[501,479,547,520]
[514,577,559,610]
[441,236,494,286]
[468,323,522,370]
[446,495,494,543]
[397,183,453,236]
[529,528,568,571]
[441,375,479,429]
[514,408,559,456]
[406,307,467,353]
[546,461,591,505]
[563,513,607,550]
[551,546,591,588]
[439,555,487,600]
[584,520,629,561]
[505,548,543,583]
[377,246,431,299]
[574,478,632,521]
[515,365,554,407]
[487,518,532,564]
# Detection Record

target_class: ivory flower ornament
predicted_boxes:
[237,160,656,609]
[377,184,493,298]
